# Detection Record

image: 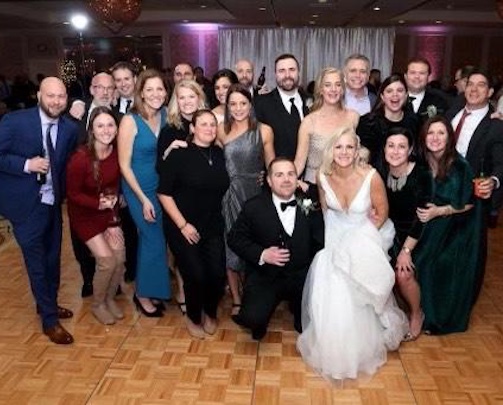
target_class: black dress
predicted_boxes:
[357,111,420,170]
[385,163,434,262]
[157,143,230,324]
[156,117,191,169]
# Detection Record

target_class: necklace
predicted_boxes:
[194,144,213,166]
[387,164,411,192]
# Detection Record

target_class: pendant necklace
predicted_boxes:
[195,144,213,166]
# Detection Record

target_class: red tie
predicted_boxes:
[454,109,471,142]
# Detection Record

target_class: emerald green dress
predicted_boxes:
[413,156,482,335]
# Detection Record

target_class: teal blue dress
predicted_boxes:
[413,156,482,334]
[121,111,170,299]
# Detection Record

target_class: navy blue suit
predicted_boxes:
[0,107,78,329]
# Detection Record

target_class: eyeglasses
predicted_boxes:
[93,85,114,93]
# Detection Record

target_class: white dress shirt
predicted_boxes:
[453,105,489,158]
[277,88,304,120]
[119,97,134,114]
[409,90,425,113]
[258,193,297,265]
[272,193,296,236]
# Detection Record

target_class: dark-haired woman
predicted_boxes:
[118,69,171,317]
[67,107,125,325]
[357,74,419,170]
[381,127,434,340]
[217,84,275,315]
[413,116,481,334]
[211,69,238,123]
[158,110,229,339]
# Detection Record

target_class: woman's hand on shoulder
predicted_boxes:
[162,140,188,160]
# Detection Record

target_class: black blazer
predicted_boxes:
[228,192,322,279]
[446,106,503,185]
[408,88,450,125]
[254,88,309,159]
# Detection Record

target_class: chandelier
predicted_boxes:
[88,0,142,34]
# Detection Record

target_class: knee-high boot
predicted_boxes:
[106,249,126,320]
[93,256,116,325]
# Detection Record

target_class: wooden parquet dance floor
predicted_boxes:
[0,215,503,405]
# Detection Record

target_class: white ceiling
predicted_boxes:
[0,0,500,33]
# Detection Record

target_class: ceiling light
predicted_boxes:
[309,20,316,24]
[435,20,443,24]
[312,14,319,18]
[318,0,327,3]
[70,14,89,31]
[373,6,381,11]
[398,20,405,24]
[259,7,266,11]
[200,5,207,8]
[183,19,189,23]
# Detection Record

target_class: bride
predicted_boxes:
[297,127,408,381]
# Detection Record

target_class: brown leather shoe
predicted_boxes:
[43,323,74,345]
[57,306,73,319]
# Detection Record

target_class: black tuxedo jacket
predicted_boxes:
[228,192,322,280]
[408,88,449,124]
[446,106,503,185]
[254,88,309,159]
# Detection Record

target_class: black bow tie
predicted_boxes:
[280,200,297,211]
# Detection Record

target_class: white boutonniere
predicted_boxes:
[426,104,437,117]
[296,197,316,215]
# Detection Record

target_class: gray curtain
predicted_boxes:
[218,27,395,88]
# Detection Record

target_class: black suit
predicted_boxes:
[446,105,503,301]
[254,88,309,159]
[228,192,322,338]
[408,88,449,125]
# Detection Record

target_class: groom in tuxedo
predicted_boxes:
[228,158,323,340]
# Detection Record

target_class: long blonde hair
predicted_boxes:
[310,67,345,113]
[320,127,360,175]
[167,79,207,129]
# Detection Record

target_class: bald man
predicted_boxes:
[235,59,269,97]
[0,77,79,344]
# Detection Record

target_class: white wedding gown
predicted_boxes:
[297,169,409,381]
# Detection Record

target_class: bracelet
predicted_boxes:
[402,246,411,254]
[179,222,187,230]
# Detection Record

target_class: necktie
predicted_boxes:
[280,199,297,211]
[46,123,59,203]
[454,109,471,142]
[289,97,301,123]
[125,99,132,113]
[408,96,416,103]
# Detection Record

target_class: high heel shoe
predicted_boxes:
[133,295,163,318]
[404,311,425,342]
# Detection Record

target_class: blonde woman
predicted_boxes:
[297,128,408,381]
[294,67,359,184]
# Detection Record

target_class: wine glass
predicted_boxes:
[101,187,119,225]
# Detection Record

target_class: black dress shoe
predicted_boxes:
[252,327,267,340]
[43,323,74,344]
[133,295,163,318]
[231,314,243,326]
